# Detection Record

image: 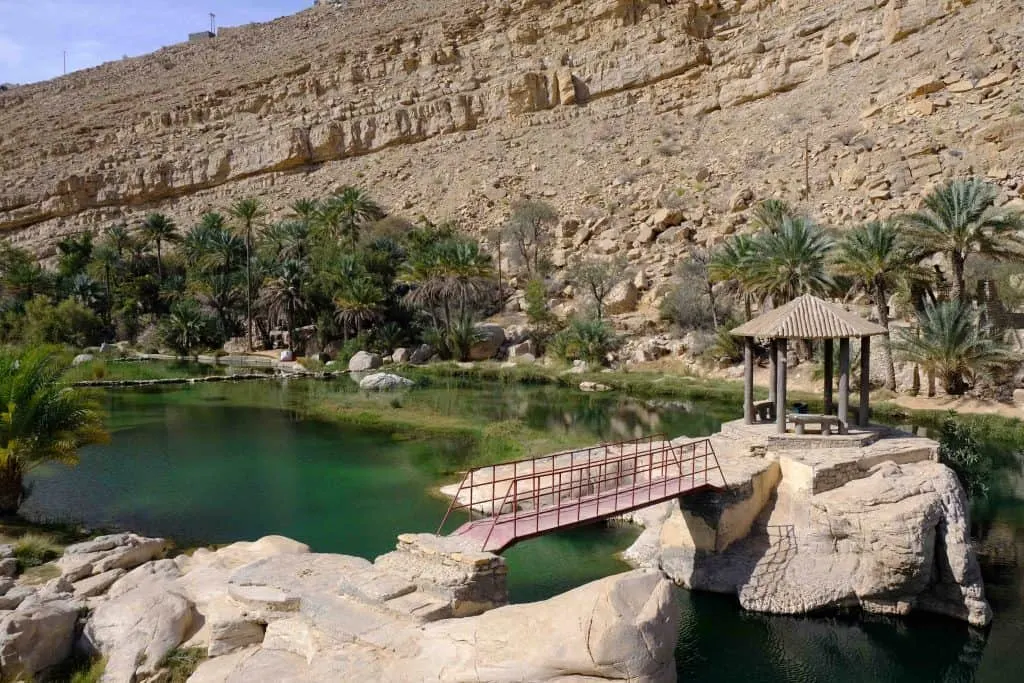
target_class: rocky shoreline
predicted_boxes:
[0,532,678,683]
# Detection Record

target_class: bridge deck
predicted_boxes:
[438,435,727,553]
[453,474,714,552]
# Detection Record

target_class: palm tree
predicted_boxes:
[258,260,309,352]
[164,299,207,357]
[92,243,119,328]
[140,213,179,281]
[315,186,383,247]
[709,234,760,319]
[749,199,797,234]
[833,220,923,390]
[334,277,384,340]
[893,300,1011,395]
[0,347,107,513]
[903,178,1024,302]
[229,198,267,351]
[747,216,834,305]
[289,198,319,223]
[104,224,132,259]
[401,237,494,329]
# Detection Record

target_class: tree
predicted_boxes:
[571,257,625,322]
[140,213,179,281]
[893,300,1011,395]
[709,234,759,319]
[0,347,107,513]
[162,299,209,356]
[56,233,94,280]
[747,216,834,305]
[505,200,557,277]
[229,198,267,351]
[401,237,494,330]
[91,243,119,328]
[903,178,1024,302]
[334,277,384,340]
[749,199,798,234]
[104,224,132,259]
[259,260,309,352]
[314,186,383,248]
[289,198,320,223]
[833,220,923,390]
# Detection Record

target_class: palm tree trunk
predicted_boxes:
[0,463,24,514]
[874,283,897,391]
[246,226,253,351]
[287,301,296,353]
[156,240,163,281]
[104,263,113,330]
[951,252,966,303]
[744,293,752,321]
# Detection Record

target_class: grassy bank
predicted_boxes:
[63,358,225,383]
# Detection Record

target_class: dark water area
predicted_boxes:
[22,378,1024,682]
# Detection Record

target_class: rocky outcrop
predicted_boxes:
[0,530,673,682]
[187,567,678,683]
[625,427,992,627]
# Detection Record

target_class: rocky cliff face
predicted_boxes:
[2,0,1023,300]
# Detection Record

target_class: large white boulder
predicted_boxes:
[348,350,383,372]
[83,586,195,683]
[359,373,414,392]
[0,601,78,678]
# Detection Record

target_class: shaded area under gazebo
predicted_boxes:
[731,294,887,435]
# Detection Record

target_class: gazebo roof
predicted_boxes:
[730,294,887,340]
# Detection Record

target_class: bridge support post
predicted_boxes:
[743,336,755,425]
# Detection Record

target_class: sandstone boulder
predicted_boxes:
[58,534,169,582]
[348,351,383,372]
[392,347,411,363]
[72,353,94,367]
[469,324,506,361]
[0,601,78,678]
[359,373,414,391]
[83,586,195,683]
[605,281,639,315]
[409,344,434,365]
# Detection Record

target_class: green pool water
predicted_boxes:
[21,378,1024,682]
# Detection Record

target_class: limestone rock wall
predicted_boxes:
[2,0,1023,312]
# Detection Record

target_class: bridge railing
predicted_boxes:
[437,435,725,545]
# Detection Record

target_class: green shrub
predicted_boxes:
[22,295,105,348]
[938,413,992,500]
[160,648,206,683]
[549,318,620,365]
[14,532,62,570]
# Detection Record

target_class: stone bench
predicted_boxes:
[754,400,775,422]
[788,414,846,436]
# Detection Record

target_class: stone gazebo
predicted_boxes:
[731,294,887,434]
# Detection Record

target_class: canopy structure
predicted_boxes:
[731,294,887,434]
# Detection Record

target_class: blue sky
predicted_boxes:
[0,1,312,84]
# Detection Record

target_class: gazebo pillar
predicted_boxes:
[823,338,834,415]
[768,339,777,403]
[838,338,850,427]
[743,337,755,425]
[776,339,788,434]
[860,336,871,427]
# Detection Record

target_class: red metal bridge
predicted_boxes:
[437,435,728,553]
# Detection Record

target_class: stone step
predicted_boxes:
[337,568,417,604]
